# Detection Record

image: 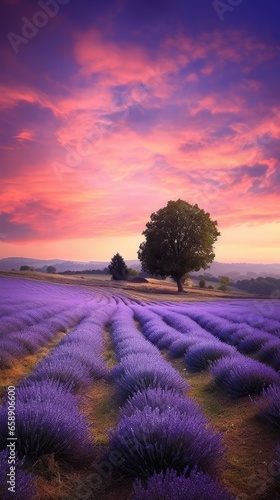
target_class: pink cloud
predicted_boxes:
[74,29,151,84]
[13,130,35,142]
[0,84,61,116]
[1,25,279,253]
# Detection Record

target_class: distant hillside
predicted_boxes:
[0,257,141,272]
[0,257,280,278]
[195,262,280,279]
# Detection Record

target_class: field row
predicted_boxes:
[0,277,279,499]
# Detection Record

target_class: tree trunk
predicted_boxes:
[175,278,184,293]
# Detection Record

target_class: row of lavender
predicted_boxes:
[0,277,109,369]
[1,276,279,497]
[132,300,280,489]
[0,278,116,499]
[169,301,280,370]
[142,305,280,395]
[108,305,234,499]
[133,302,280,409]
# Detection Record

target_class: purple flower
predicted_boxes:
[169,337,199,358]
[259,340,280,366]
[0,398,94,465]
[28,357,93,391]
[211,355,280,397]
[253,384,280,428]
[120,387,203,420]
[133,468,235,500]
[112,354,188,401]
[238,334,272,354]
[0,449,35,500]
[109,407,225,477]
[184,342,236,372]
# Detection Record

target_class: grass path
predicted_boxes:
[0,330,67,401]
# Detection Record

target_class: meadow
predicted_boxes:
[0,275,279,499]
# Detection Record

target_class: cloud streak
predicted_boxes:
[0,0,280,261]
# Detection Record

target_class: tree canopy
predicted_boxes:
[108,253,128,280]
[46,266,56,274]
[20,265,30,271]
[138,199,220,292]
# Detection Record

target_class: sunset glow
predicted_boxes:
[1,0,280,263]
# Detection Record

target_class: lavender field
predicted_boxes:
[0,276,280,499]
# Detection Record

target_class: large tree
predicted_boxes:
[108,253,128,280]
[138,200,220,292]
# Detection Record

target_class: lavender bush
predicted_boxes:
[112,353,189,401]
[211,356,280,397]
[133,468,235,500]
[238,334,272,354]
[27,358,92,392]
[184,342,236,372]
[0,450,35,500]
[259,340,280,367]
[109,407,224,477]
[169,337,200,358]
[0,398,94,465]
[120,387,203,420]
[254,384,280,428]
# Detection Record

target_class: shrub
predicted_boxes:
[0,343,26,369]
[218,284,228,292]
[211,356,280,398]
[16,379,79,408]
[120,388,203,420]
[112,354,189,401]
[115,340,159,360]
[254,384,280,428]
[46,266,56,274]
[169,337,199,358]
[184,343,236,372]
[0,449,35,500]
[20,265,30,271]
[272,352,280,371]
[27,359,92,392]
[109,407,224,477]
[259,340,280,366]
[48,349,107,379]
[228,329,249,346]
[0,398,94,465]
[146,329,168,345]
[238,335,271,354]
[159,311,210,338]
[199,279,206,288]
[133,468,234,500]
[156,333,181,349]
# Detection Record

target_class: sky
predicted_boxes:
[0,0,280,263]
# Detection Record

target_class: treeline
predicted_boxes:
[235,277,280,296]
[60,268,109,275]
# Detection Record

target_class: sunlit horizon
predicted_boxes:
[1,1,279,265]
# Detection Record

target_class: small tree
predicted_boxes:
[108,253,128,280]
[219,276,230,291]
[138,200,220,292]
[199,278,206,288]
[127,268,139,278]
[46,266,56,274]
[20,265,30,271]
